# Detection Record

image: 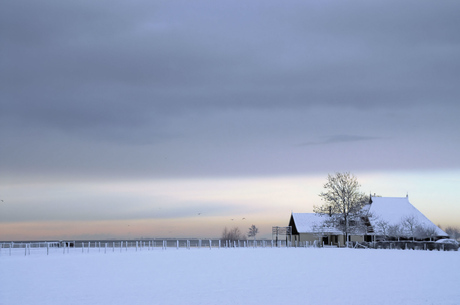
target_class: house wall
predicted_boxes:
[350,235,364,242]
[291,233,318,243]
[338,234,364,244]
[291,233,365,246]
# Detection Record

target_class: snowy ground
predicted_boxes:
[1,247,459,305]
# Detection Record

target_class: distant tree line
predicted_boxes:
[443,226,460,241]
[221,225,259,242]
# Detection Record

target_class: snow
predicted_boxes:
[368,197,447,236]
[291,213,342,234]
[1,247,459,305]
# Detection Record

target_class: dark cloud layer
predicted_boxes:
[1,0,460,181]
[300,135,381,146]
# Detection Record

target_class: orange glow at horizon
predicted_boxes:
[1,171,459,241]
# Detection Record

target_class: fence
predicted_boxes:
[0,239,315,257]
[362,241,458,251]
[2,239,455,257]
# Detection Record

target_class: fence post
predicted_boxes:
[218,240,221,249]
[209,240,212,250]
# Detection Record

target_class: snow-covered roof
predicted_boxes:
[291,213,342,234]
[368,196,447,237]
[290,196,447,238]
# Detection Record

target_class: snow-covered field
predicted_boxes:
[1,247,459,305]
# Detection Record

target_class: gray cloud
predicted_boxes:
[1,0,460,181]
[300,135,381,146]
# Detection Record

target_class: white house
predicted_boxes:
[289,195,448,245]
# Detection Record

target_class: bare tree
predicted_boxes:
[314,172,369,244]
[388,224,404,241]
[415,225,438,241]
[444,226,460,241]
[221,227,244,242]
[311,222,328,243]
[445,226,460,240]
[247,225,259,240]
[374,219,390,241]
[401,216,418,241]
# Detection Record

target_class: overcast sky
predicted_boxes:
[1,1,459,240]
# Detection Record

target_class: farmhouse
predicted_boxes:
[289,195,448,246]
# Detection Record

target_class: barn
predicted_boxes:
[289,195,448,246]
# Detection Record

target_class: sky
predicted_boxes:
[1,0,459,241]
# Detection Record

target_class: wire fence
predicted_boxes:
[3,239,455,257]
[354,240,458,251]
[0,239,313,257]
